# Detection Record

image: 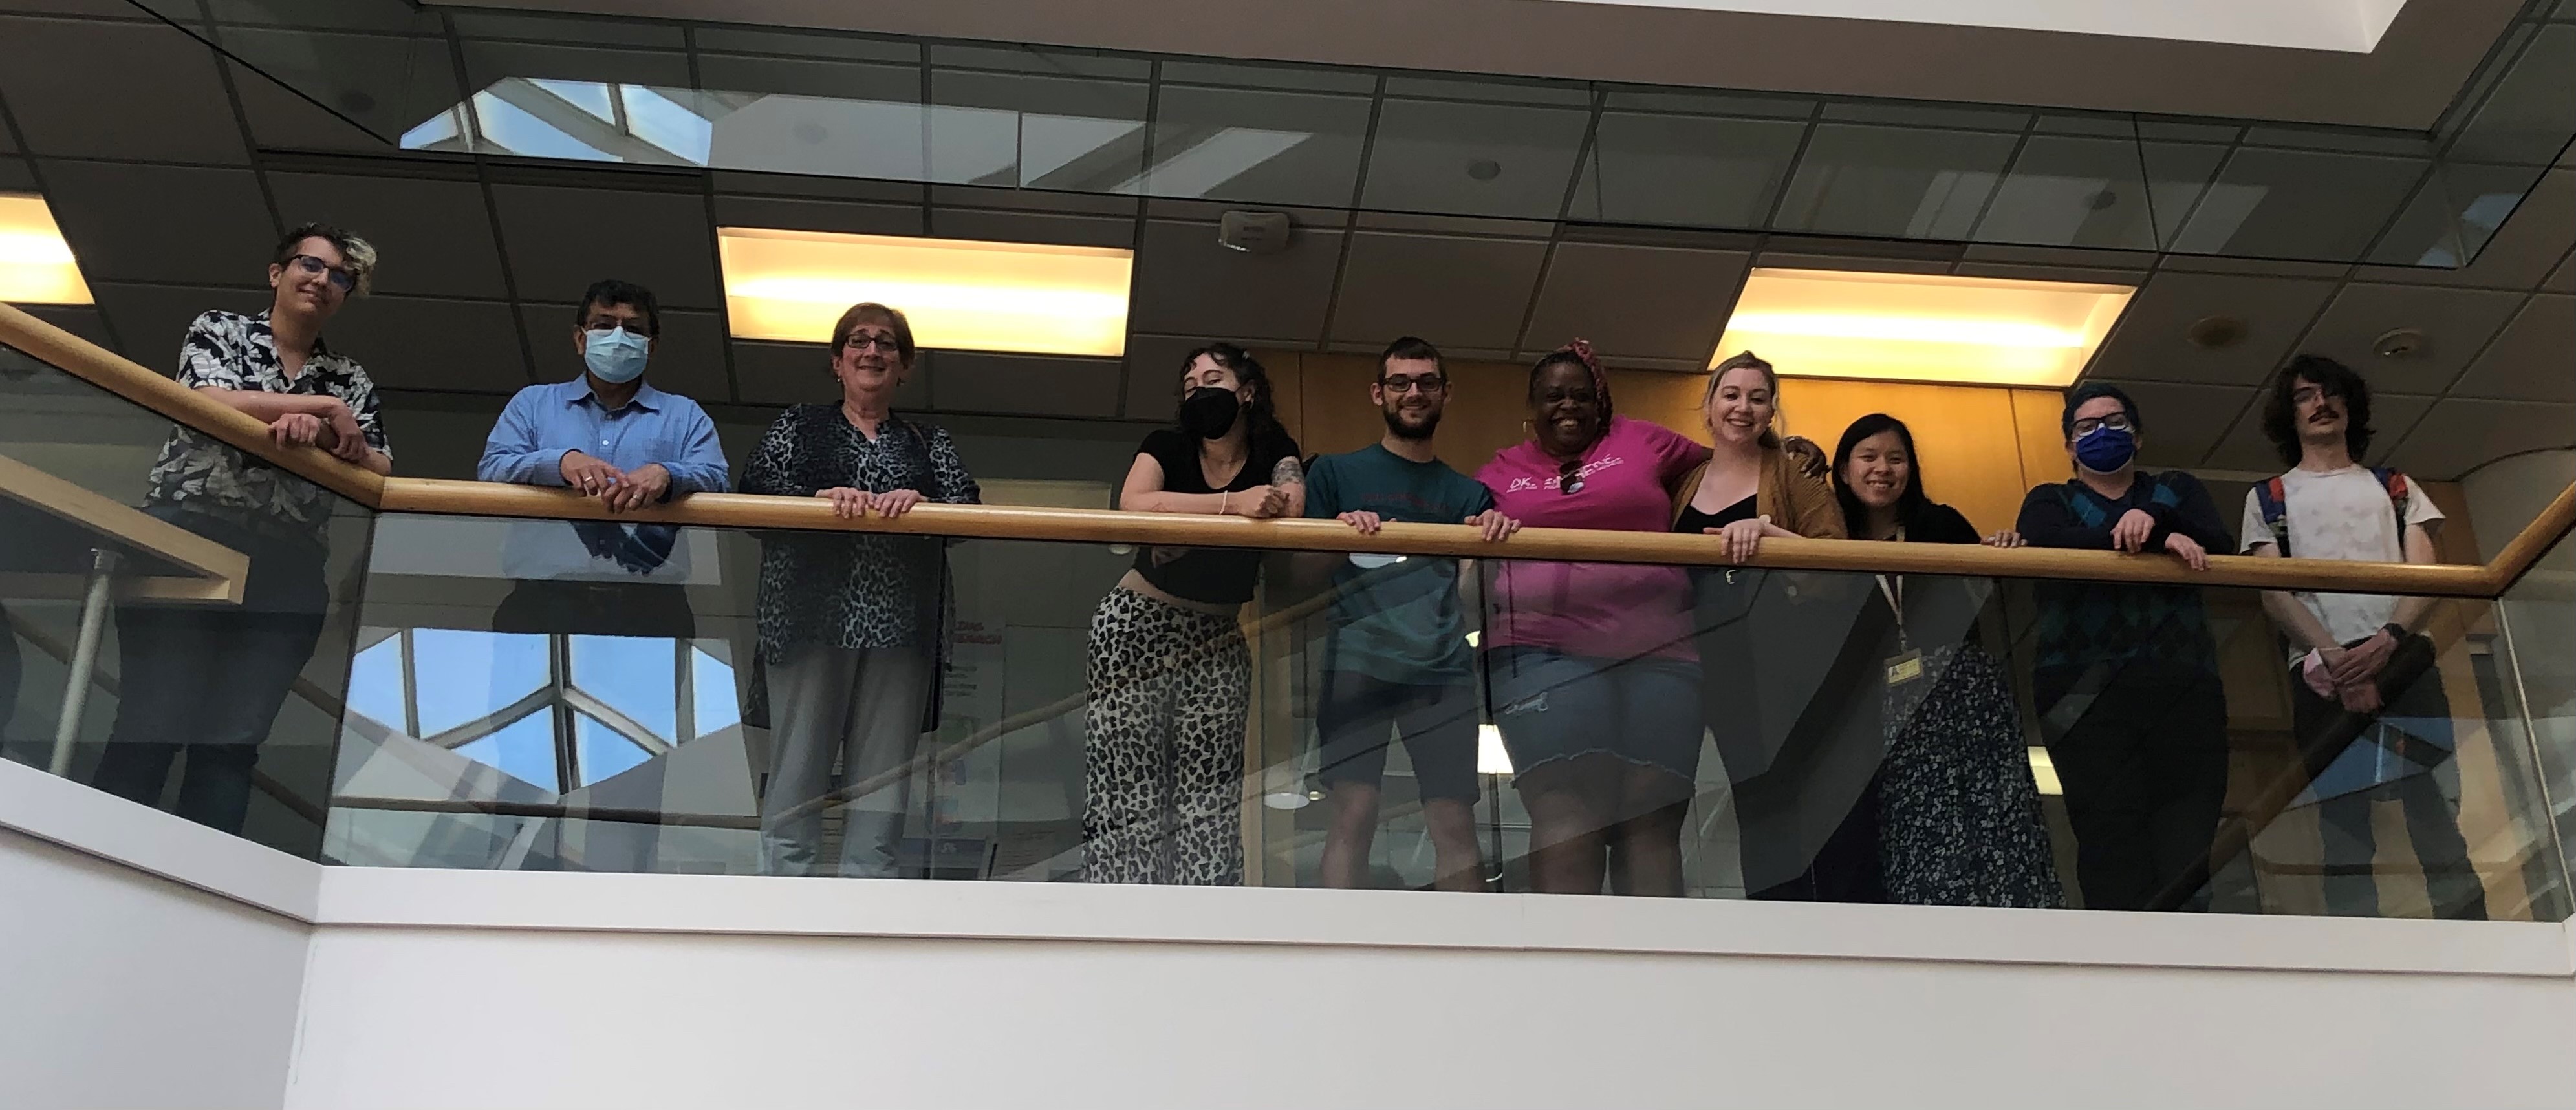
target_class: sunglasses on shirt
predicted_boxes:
[1558,457,1585,495]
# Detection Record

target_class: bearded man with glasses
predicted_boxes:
[1303,336,1519,892]
[91,222,392,835]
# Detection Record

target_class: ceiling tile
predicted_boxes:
[2295,283,2526,397]
[489,184,720,310]
[1129,218,1339,343]
[218,27,461,144]
[1120,334,1201,420]
[521,303,730,404]
[926,351,1121,418]
[711,195,925,237]
[1520,242,1749,362]
[15,303,110,350]
[1328,231,1546,351]
[926,208,1134,249]
[328,297,527,394]
[2084,379,2253,468]
[0,16,244,163]
[39,161,276,286]
[0,157,30,190]
[1360,98,1590,221]
[2354,169,2576,290]
[0,2,153,16]
[87,283,272,370]
[266,173,506,299]
[227,61,392,155]
[2199,390,2438,473]
[2447,294,2576,401]
[2084,271,2338,386]
[731,339,927,409]
[2544,248,2576,294]
[2154,254,2348,279]
[2383,397,2576,480]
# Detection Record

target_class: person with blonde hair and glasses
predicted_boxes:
[741,302,980,878]
[1476,339,1710,896]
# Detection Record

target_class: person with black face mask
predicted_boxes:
[1081,343,1303,886]
[2015,383,2232,912]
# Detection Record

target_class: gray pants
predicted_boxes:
[759,645,931,878]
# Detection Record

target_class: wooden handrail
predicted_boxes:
[384,477,2504,597]
[7,299,2570,598]
[0,301,383,506]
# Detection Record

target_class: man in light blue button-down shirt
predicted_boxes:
[478,279,728,641]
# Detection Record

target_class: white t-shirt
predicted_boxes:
[2238,465,2443,657]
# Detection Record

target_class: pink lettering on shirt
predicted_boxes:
[1475,416,1711,663]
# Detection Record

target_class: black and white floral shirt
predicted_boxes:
[741,405,980,661]
[146,309,389,542]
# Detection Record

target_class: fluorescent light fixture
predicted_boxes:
[0,195,92,306]
[1714,268,2133,388]
[2026,746,2062,796]
[1478,724,1513,776]
[718,227,1132,356]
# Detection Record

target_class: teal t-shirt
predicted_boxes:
[1303,444,1495,680]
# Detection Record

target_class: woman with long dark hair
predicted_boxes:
[1081,343,1303,886]
[1831,413,2060,907]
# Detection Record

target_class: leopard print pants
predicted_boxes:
[1081,586,1250,886]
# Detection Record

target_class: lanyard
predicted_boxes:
[1871,526,1909,652]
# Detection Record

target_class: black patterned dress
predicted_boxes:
[1872,506,2064,908]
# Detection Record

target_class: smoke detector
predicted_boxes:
[1218,210,1292,255]
[2185,315,2246,349]
[2372,328,2428,359]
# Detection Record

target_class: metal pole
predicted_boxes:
[49,548,119,776]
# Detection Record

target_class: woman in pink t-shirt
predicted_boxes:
[1476,340,1711,896]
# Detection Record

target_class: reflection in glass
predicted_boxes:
[1774,125,2017,240]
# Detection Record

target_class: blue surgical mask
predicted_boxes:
[2073,425,2137,474]
[583,327,651,384]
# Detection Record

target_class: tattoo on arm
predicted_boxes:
[1270,456,1304,487]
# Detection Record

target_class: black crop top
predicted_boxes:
[1129,426,1303,605]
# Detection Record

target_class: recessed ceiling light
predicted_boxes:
[0,194,93,306]
[1715,268,2134,389]
[717,227,1133,357]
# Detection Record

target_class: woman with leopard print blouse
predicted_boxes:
[741,303,980,878]
[1081,343,1303,886]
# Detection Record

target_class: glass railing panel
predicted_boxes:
[136,0,2576,269]
[0,341,374,860]
[330,506,2567,922]
[2495,528,2576,905]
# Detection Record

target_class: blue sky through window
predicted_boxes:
[452,711,559,794]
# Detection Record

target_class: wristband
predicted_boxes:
[2380,622,2408,642]
[1219,490,1229,515]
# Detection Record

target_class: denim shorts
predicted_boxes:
[1486,645,1703,785]
[1314,670,1481,803]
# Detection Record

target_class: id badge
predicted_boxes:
[1885,648,1923,687]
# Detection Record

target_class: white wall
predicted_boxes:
[0,829,309,1110]
[2460,448,2576,565]
[11,754,2576,1110]
[287,917,2576,1110]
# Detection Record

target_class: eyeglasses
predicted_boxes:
[586,321,651,337]
[2070,413,2135,436]
[287,253,356,295]
[2291,385,2333,406]
[1380,374,1447,395]
[843,333,902,354]
[1558,457,1586,496]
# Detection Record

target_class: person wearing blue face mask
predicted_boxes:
[2014,383,2233,912]
[479,279,729,641]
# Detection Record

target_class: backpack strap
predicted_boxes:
[2374,467,2411,530]
[2255,476,2291,557]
